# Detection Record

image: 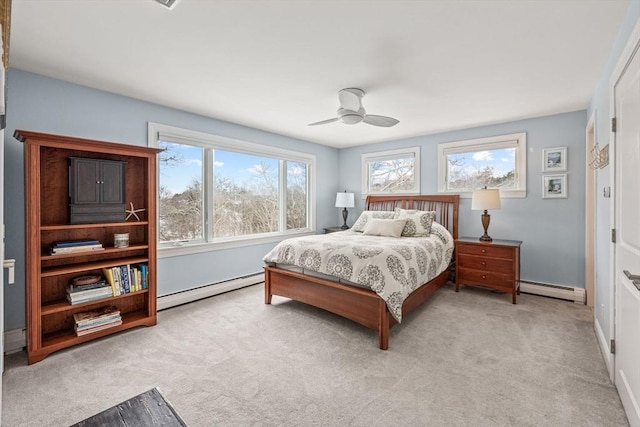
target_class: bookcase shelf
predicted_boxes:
[41,289,150,315]
[41,221,149,231]
[17,130,161,364]
[41,245,149,261]
[41,310,153,350]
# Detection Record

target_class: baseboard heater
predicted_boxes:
[157,272,264,311]
[519,281,585,304]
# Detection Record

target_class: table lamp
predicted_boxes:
[335,191,355,229]
[471,187,501,241]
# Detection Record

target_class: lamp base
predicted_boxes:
[341,207,349,229]
[479,210,492,242]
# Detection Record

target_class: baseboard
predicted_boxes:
[594,316,614,382]
[4,328,26,355]
[519,281,586,304]
[157,272,264,311]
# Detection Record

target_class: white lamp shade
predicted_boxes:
[335,192,355,208]
[471,188,501,210]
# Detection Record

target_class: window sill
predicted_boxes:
[440,190,527,199]
[158,230,315,258]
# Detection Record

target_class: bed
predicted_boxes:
[263,194,459,350]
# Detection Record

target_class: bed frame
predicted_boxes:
[264,194,459,350]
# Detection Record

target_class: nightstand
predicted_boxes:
[323,227,345,234]
[455,237,522,303]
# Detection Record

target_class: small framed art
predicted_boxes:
[542,174,567,199]
[542,147,567,172]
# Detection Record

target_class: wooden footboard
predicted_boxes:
[265,265,449,349]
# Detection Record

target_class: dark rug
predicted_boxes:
[70,388,187,427]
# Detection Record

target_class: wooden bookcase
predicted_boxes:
[16,130,161,364]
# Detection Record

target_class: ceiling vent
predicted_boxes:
[154,0,179,10]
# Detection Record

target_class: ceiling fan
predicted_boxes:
[308,88,399,127]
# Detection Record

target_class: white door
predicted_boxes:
[613,33,640,427]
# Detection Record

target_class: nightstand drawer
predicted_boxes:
[456,242,515,259]
[458,255,514,273]
[457,268,514,289]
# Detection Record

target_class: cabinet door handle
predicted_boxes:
[481,261,486,266]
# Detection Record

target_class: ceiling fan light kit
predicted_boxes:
[309,88,399,128]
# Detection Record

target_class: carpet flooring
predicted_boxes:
[2,282,629,426]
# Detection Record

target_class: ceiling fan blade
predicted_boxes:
[338,88,363,112]
[308,117,339,126]
[363,115,399,127]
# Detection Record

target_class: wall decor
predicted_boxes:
[542,174,567,199]
[542,147,567,172]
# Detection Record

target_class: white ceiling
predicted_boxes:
[9,0,630,149]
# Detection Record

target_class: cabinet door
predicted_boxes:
[101,161,125,204]
[70,158,100,204]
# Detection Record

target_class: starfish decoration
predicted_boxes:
[125,202,146,221]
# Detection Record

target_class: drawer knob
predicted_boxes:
[481,249,486,253]
[481,261,486,266]
[482,275,486,280]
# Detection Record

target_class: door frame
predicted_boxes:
[585,112,597,308]
[609,16,640,384]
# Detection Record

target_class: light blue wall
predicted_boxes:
[587,2,640,346]
[338,111,587,288]
[4,69,339,330]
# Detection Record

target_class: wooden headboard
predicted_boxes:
[365,194,460,239]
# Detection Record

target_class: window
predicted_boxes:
[149,123,315,254]
[438,133,526,197]
[361,147,420,196]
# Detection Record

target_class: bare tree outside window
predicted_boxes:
[368,157,415,192]
[446,148,516,191]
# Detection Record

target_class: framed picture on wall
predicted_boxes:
[542,147,567,172]
[542,174,567,199]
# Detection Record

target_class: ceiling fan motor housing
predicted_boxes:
[337,107,365,124]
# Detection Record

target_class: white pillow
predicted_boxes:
[351,210,395,232]
[362,218,407,237]
[394,208,436,237]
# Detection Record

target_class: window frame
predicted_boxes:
[437,132,527,198]
[148,122,316,257]
[361,146,421,198]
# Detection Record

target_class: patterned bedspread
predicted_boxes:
[262,223,454,322]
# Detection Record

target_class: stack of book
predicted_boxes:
[73,306,122,336]
[102,263,148,296]
[51,239,104,255]
[67,278,113,305]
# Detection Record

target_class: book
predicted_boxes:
[52,239,100,248]
[137,264,148,289]
[51,245,104,255]
[113,267,123,294]
[75,320,123,336]
[67,292,113,305]
[67,285,112,299]
[102,268,120,296]
[75,313,122,329]
[68,280,109,293]
[120,265,131,294]
[73,306,121,325]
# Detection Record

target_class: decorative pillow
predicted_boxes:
[362,218,407,237]
[351,210,395,232]
[393,208,436,237]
